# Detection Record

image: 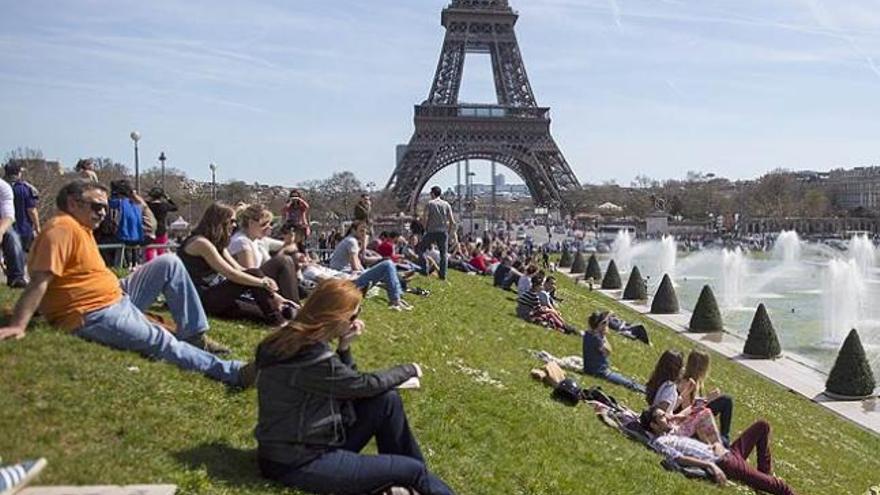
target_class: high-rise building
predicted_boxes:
[825,166,880,210]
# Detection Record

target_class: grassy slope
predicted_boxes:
[0,272,878,495]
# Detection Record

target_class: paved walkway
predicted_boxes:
[557,268,880,436]
[21,486,177,495]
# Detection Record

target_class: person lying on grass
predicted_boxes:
[641,407,799,495]
[178,202,296,326]
[582,311,646,393]
[0,180,254,388]
[329,220,413,311]
[517,273,576,334]
[677,350,735,446]
[255,278,455,495]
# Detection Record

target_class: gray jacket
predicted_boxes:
[254,341,417,466]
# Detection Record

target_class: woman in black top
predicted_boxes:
[178,202,290,326]
[255,279,454,495]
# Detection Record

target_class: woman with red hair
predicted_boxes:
[254,279,455,495]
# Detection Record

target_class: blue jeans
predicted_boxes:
[355,260,403,304]
[417,231,449,279]
[588,368,646,394]
[2,229,26,284]
[75,255,243,385]
[262,391,455,495]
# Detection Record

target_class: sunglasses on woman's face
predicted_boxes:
[260,221,272,229]
[349,307,361,322]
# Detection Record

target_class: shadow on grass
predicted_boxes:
[174,441,269,489]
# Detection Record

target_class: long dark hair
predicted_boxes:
[645,350,684,404]
[193,202,236,250]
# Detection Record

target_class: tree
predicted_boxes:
[825,329,876,398]
[688,285,723,333]
[622,266,646,300]
[742,304,782,358]
[585,254,603,281]
[299,171,364,225]
[570,251,586,274]
[650,274,679,314]
[601,260,622,290]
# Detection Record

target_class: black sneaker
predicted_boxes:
[238,362,258,389]
[7,278,27,289]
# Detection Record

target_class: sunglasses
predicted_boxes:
[349,307,361,322]
[79,199,108,213]
[260,221,272,229]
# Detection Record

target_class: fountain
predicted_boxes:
[659,235,677,280]
[773,230,802,265]
[822,259,864,345]
[611,230,633,272]
[849,234,877,277]
[721,247,748,309]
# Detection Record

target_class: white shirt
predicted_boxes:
[0,179,14,220]
[228,231,271,267]
[652,380,679,413]
[653,434,721,463]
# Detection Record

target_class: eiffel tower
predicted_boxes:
[386,0,581,211]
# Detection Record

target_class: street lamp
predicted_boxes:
[158,152,167,190]
[130,131,141,191]
[467,171,477,235]
[209,162,217,201]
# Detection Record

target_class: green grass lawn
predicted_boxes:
[1,271,878,494]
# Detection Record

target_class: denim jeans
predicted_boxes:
[589,369,646,394]
[75,255,243,385]
[2,229,26,284]
[261,391,455,495]
[417,231,449,279]
[354,260,403,304]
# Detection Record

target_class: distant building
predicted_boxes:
[494,173,505,186]
[825,166,880,210]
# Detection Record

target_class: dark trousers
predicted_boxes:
[2,230,26,285]
[417,231,449,280]
[199,268,283,325]
[708,394,734,443]
[717,420,796,495]
[260,254,299,303]
[263,391,455,495]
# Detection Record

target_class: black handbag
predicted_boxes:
[551,378,582,406]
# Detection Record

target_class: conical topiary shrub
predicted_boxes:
[601,260,622,290]
[742,304,781,358]
[825,329,877,399]
[570,251,586,274]
[622,266,647,300]
[585,254,603,281]
[559,249,573,268]
[688,285,723,333]
[650,274,679,314]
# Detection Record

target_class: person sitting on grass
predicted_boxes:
[645,349,693,413]
[228,204,301,305]
[641,407,798,495]
[178,202,294,326]
[329,220,413,311]
[255,279,455,495]
[517,264,539,298]
[517,273,575,333]
[500,260,524,292]
[538,276,562,309]
[0,180,253,388]
[582,311,646,393]
[677,350,735,446]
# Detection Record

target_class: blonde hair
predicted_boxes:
[260,279,363,360]
[239,204,272,230]
[682,350,711,391]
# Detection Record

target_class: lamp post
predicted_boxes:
[158,152,167,190]
[467,171,476,235]
[130,131,141,191]
[209,162,217,201]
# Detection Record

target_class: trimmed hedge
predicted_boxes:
[622,266,647,300]
[570,252,586,274]
[688,285,723,333]
[743,304,781,358]
[559,249,573,268]
[650,274,679,314]
[601,260,622,290]
[585,254,603,281]
[826,329,877,398]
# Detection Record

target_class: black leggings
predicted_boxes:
[199,268,284,325]
[709,394,735,442]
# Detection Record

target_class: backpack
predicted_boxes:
[106,197,144,244]
[551,378,582,406]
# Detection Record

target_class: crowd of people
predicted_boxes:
[0,171,800,494]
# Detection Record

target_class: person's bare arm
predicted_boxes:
[234,246,258,270]
[0,271,53,340]
[0,217,12,239]
[186,237,272,289]
[27,208,40,233]
[348,248,364,272]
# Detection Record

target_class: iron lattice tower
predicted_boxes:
[386,0,581,211]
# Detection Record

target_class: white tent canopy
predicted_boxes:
[596,202,623,212]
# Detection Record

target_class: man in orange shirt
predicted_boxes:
[0,180,253,387]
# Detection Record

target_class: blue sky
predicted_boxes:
[1,0,879,189]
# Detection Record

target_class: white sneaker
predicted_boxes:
[0,458,47,495]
